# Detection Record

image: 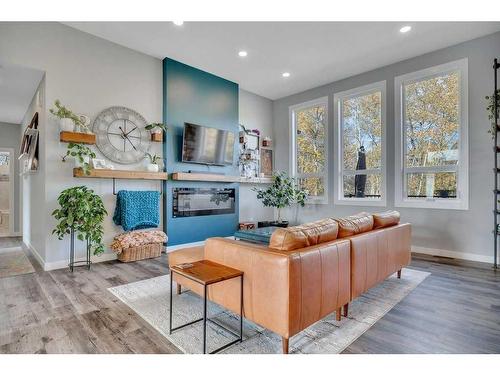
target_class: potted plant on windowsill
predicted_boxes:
[253,171,308,227]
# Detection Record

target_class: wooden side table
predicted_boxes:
[169,260,244,354]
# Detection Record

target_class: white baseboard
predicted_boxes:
[411,245,494,264]
[23,241,44,269]
[43,252,118,271]
[166,236,234,253]
[23,240,118,271]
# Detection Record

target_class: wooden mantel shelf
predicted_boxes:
[171,172,272,184]
[73,168,168,180]
[239,177,273,184]
[171,172,240,183]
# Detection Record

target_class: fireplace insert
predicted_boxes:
[172,187,236,218]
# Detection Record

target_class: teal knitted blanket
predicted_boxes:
[113,190,160,231]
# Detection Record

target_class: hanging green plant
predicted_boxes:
[62,143,96,175]
[52,186,107,256]
[486,89,500,138]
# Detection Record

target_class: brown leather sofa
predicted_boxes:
[168,210,410,354]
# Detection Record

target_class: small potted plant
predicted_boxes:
[62,143,96,175]
[145,123,167,142]
[145,153,163,172]
[52,186,107,263]
[252,171,308,227]
[50,100,87,132]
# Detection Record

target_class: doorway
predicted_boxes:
[0,148,14,236]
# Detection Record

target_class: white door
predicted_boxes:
[0,148,14,237]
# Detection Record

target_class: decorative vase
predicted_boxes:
[60,118,75,132]
[146,164,159,172]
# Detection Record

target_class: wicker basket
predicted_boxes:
[117,243,163,262]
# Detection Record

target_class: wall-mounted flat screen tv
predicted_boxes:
[182,123,235,166]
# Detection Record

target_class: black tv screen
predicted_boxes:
[182,123,235,166]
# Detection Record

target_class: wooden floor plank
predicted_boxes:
[0,237,499,354]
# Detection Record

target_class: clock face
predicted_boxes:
[93,106,151,164]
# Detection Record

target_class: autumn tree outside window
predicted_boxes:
[289,97,328,203]
[395,59,469,210]
[334,81,387,206]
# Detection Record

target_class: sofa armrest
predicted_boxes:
[204,238,291,336]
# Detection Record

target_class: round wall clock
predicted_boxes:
[93,106,152,164]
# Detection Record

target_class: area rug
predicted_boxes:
[108,268,430,354]
[0,247,35,278]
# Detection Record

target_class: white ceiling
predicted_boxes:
[65,22,499,99]
[0,62,44,124]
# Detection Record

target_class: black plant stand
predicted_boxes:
[494,58,499,270]
[68,228,92,272]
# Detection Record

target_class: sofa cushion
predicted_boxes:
[269,218,339,251]
[373,210,400,229]
[335,212,374,238]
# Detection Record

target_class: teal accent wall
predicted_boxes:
[163,58,240,245]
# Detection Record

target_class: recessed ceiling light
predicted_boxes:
[399,26,412,33]
[282,72,290,78]
[173,21,184,26]
[238,50,248,57]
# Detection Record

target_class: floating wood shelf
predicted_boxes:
[171,172,272,184]
[73,168,168,180]
[239,177,273,184]
[60,131,96,145]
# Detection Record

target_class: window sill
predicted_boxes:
[334,198,386,207]
[395,199,468,210]
[306,198,329,205]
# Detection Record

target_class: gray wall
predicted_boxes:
[0,22,163,267]
[20,78,46,259]
[272,31,500,262]
[0,22,274,267]
[239,89,275,222]
[0,121,21,233]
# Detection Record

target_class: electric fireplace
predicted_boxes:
[172,188,236,218]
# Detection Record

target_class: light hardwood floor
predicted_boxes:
[1,237,499,354]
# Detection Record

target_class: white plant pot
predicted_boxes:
[151,128,162,134]
[60,118,75,132]
[75,156,90,169]
[146,164,159,172]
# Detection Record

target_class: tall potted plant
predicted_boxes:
[52,186,107,270]
[253,171,308,227]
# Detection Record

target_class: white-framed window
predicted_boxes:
[394,58,469,210]
[289,97,328,204]
[333,81,387,206]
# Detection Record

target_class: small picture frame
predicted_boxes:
[245,133,259,151]
[260,148,273,177]
[92,159,108,169]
